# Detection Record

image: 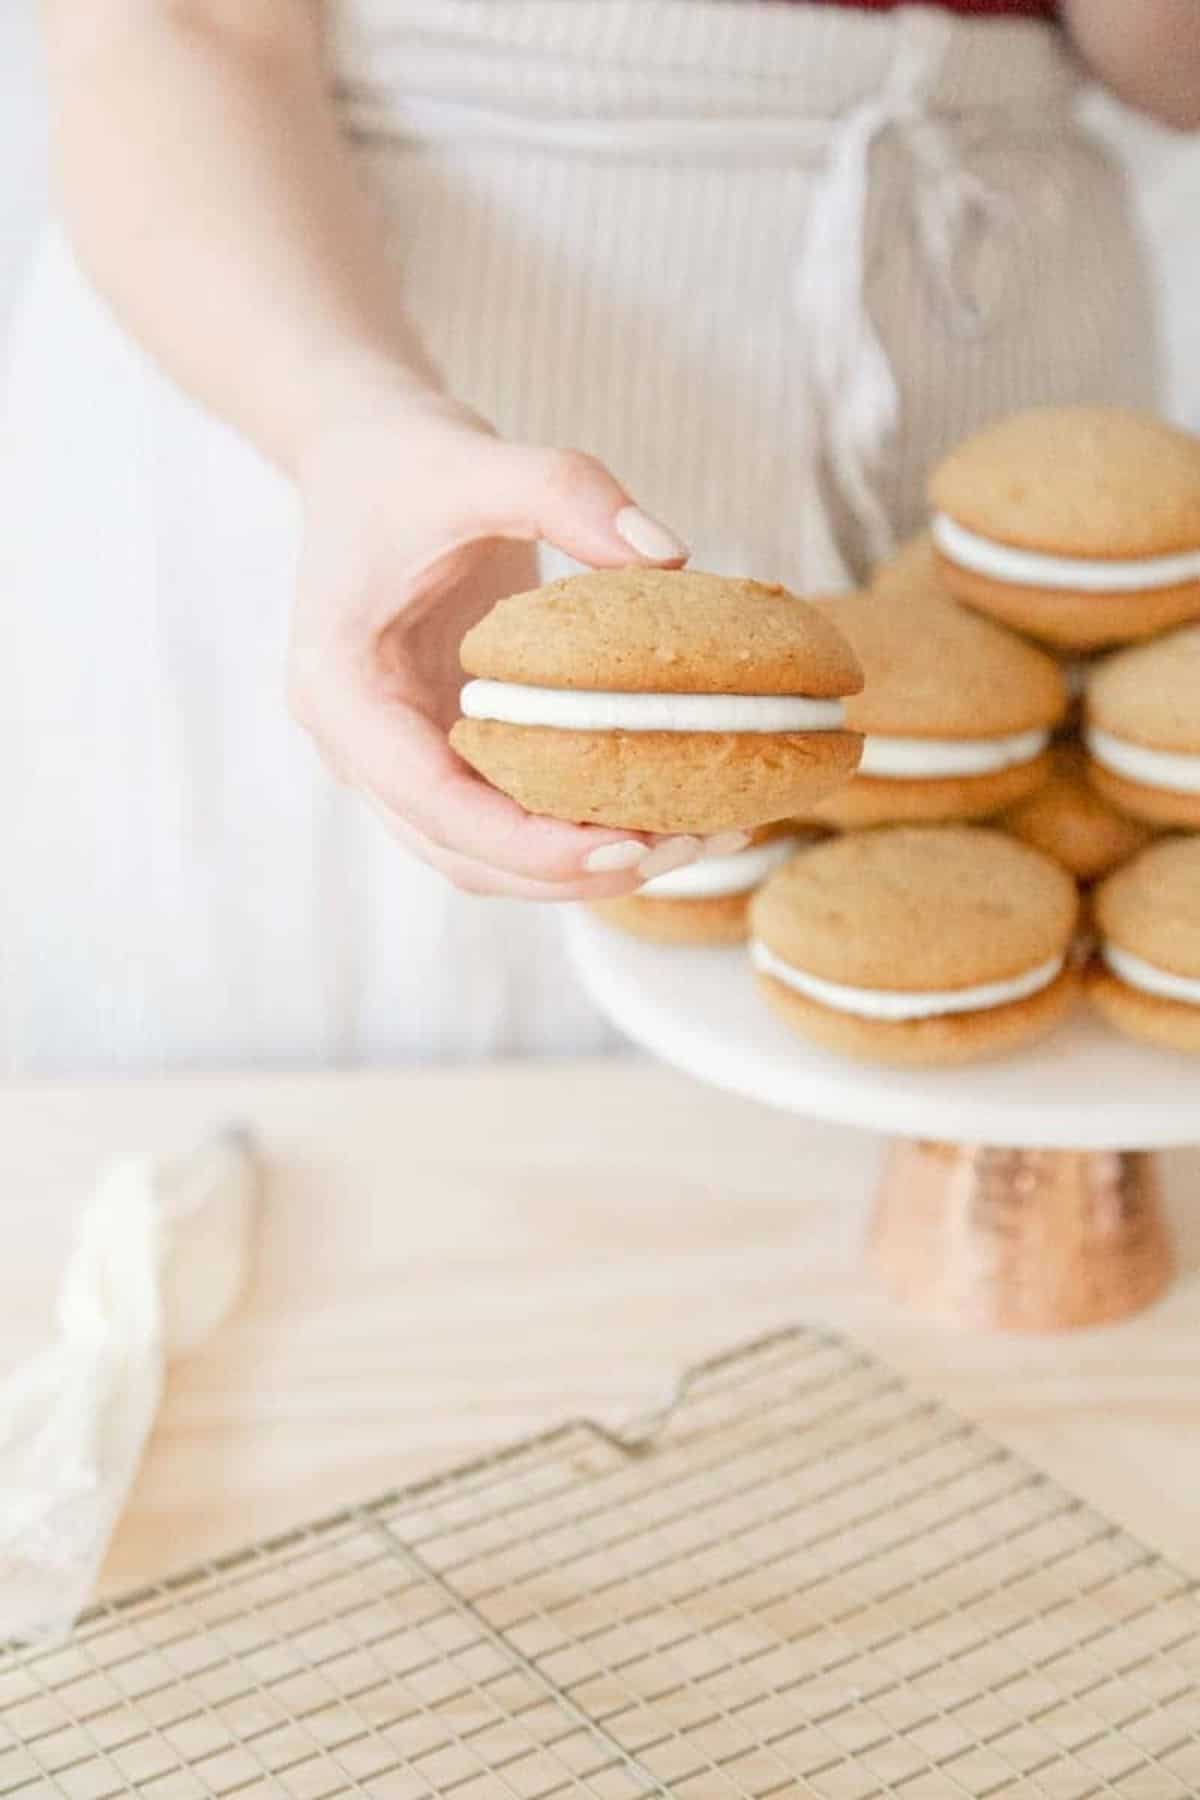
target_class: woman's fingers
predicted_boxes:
[302,672,702,886]
[293,416,695,890]
[361,795,657,902]
[484,441,690,570]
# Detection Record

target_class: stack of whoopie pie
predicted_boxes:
[454,407,1200,1067]
[928,405,1200,1057]
[746,406,1200,1065]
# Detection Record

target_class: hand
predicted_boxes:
[288,381,702,899]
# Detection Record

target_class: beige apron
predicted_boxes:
[333,0,1157,583]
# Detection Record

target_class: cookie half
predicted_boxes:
[869,529,940,598]
[749,826,1079,1066]
[1084,626,1200,829]
[999,743,1155,885]
[1088,837,1200,1052]
[808,583,1064,828]
[451,569,863,833]
[929,408,1200,650]
[589,827,822,946]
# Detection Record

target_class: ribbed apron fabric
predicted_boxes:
[0,2,1157,1074]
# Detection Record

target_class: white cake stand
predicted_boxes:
[568,914,1197,1331]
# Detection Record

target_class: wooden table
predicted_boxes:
[1,1059,1197,1602]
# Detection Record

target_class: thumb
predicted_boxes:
[489,443,690,569]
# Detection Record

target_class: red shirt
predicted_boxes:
[805,2,1056,13]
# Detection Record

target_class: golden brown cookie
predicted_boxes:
[589,891,750,947]
[758,964,1079,1068]
[451,569,864,833]
[929,408,1200,651]
[1088,837,1200,1052]
[1083,626,1200,829]
[999,743,1155,884]
[1087,970,1200,1052]
[873,533,1098,731]
[749,825,1079,1066]
[869,530,942,597]
[806,586,1064,828]
[459,567,861,694]
[872,531,1101,742]
[588,827,824,946]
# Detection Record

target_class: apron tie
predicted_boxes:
[340,5,1055,587]
[795,8,1013,575]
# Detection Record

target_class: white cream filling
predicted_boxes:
[751,940,1064,1022]
[644,834,805,901]
[1086,727,1200,794]
[459,680,846,733]
[858,729,1048,780]
[933,512,1200,595]
[1103,943,1200,1007]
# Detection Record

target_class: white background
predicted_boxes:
[1,11,1197,416]
[1,8,46,332]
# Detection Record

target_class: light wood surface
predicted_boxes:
[0,1058,1197,1602]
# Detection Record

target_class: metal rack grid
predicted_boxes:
[2,1325,1199,1799]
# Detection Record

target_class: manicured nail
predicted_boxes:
[614,505,689,564]
[703,831,752,858]
[637,837,701,880]
[583,840,646,874]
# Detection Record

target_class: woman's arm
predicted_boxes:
[1063,0,1200,131]
[43,0,437,470]
[41,0,693,898]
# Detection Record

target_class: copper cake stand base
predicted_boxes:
[870,1141,1173,1331]
[567,916,1193,1336]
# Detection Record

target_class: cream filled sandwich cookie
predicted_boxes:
[929,408,1200,651]
[999,743,1155,886]
[807,585,1065,829]
[749,826,1079,1067]
[589,826,824,946]
[1084,625,1200,829]
[872,534,1094,734]
[1088,837,1200,1053]
[451,569,864,834]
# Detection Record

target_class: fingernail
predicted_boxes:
[583,839,646,874]
[614,505,689,564]
[637,837,701,880]
[703,830,752,858]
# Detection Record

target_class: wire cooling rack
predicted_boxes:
[2,1326,1200,1799]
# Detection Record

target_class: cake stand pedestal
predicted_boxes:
[568,916,1194,1332]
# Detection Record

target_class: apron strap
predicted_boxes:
[795,7,1014,578]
